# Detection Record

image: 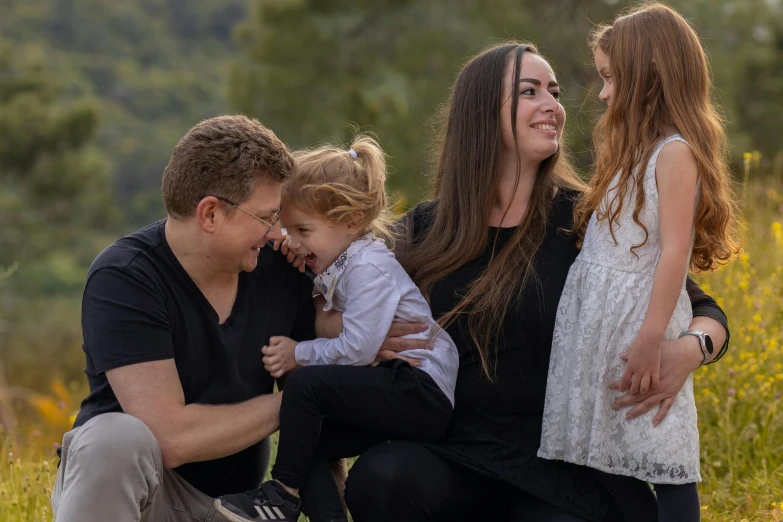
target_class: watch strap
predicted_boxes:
[682,331,710,367]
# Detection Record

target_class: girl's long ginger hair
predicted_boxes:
[401,42,584,380]
[574,3,740,271]
[282,135,393,241]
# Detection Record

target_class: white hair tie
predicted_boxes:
[348,149,358,160]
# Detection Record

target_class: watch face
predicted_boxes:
[704,334,714,354]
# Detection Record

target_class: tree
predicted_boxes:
[0,39,115,435]
[672,0,783,158]
[0,40,115,267]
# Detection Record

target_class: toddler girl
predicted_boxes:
[217,136,459,522]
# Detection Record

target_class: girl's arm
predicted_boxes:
[295,262,404,367]
[314,295,344,339]
[620,140,699,395]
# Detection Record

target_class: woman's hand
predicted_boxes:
[375,322,433,368]
[610,335,702,426]
[274,235,306,273]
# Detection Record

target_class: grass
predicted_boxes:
[691,176,783,521]
[0,441,55,522]
[2,172,783,521]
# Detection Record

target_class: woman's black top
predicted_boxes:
[400,189,728,521]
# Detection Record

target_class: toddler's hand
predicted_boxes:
[262,336,300,378]
[273,235,306,273]
[620,336,661,396]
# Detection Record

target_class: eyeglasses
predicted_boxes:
[209,195,280,234]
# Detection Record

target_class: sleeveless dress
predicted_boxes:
[538,134,701,484]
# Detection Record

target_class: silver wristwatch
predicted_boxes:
[681,331,714,367]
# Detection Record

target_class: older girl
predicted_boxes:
[539,5,740,521]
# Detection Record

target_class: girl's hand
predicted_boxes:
[620,334,661,395]
[273,235,306,273]
[610,336,703,426]
[262,336,301,378]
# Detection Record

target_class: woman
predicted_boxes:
[340,42,729,522]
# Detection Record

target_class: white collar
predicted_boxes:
[313,232,377,311]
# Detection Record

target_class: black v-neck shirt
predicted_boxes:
[73,219,315,497]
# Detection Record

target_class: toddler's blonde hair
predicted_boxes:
[282,135,392,240]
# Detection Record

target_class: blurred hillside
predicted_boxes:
[0,0,247,226]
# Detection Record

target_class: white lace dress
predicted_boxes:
[538,134,701,484]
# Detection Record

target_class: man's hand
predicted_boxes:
[262,336,301,378]
[375,321,434,368]
[273,235,306,273]
[610,335,702,427]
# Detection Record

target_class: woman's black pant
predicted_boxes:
[271,361,452,522]
[345,441,698,522]
[344,441,590,522]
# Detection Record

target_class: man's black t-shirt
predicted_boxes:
[73,219,315,497]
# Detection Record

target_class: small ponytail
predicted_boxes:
[282,134,394,242]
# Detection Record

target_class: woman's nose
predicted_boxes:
[542,93,560,112]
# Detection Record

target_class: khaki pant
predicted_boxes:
[51,413,227,522]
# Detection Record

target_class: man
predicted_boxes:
[51,115,313,522]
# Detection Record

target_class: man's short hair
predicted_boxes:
[162,115,294,218]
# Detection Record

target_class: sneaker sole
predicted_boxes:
[213,499,258,522]
[213,498,291,522]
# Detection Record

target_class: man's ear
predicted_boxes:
[196,196,221,233]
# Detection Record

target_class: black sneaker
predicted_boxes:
[214,481,303,522]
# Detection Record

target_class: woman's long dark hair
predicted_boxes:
[401,42,583,380]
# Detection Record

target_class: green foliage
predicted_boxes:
[0,0,249,226]
[0,40,114,269]
[230,0,467,199]
[0,39,115,420]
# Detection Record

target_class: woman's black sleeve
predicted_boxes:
[686,276,730,364]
